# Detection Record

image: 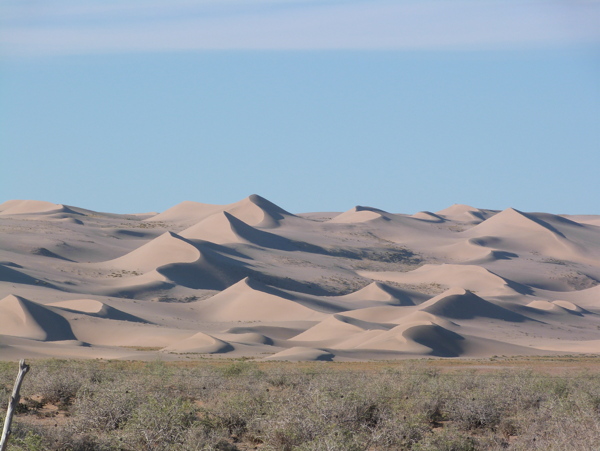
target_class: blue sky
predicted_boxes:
[1,1,599,215]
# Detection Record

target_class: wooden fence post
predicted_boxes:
[0,360,30,451]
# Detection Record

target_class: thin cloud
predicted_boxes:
[1,0,599,56]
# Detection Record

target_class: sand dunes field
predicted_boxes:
[1,195,599,361]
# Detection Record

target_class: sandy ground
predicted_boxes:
[1,195,599,361]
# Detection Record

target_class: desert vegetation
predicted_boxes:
[1,358,600,450]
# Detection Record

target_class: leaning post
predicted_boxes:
[0,360,30,451]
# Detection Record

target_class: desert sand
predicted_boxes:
[1,195,599,361]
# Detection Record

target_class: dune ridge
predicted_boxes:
[147,194,295,228]
[180,211,297,250]
[0,200,76,216]
[0,295,76,341]
[327,206,393,223]
[1,195,599,361]
[196,277,333,322]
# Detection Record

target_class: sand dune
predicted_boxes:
[359,323,466,357]
[411,211,445,222]
[101,231,201,273]
[327,206,392,223]
[552,300,587,313]
[47,299,147,322]
[196,278,411,324]
[54,217,84,225]
[153,244,253,291]
[180,211,297,250]
[434,236,520,264]
[291,313,393,343]
[435,204,495,223]
[225,194,296,228]
[31,247,74,261]
[289,308,462,354]
[0,295,76,341]
[145,200,225,225]
[566,215,600,227]
[563,285,600,307]
[265,347,335,361]
[419,288,532,322]
[0,200,74,216]
[337,305,419,324]
[92,270,175,300]
[0,264,46,286]
[97,231,252,291]
[224,325,304,340]
[161,332,233,354]
[1,195,599,361]
[465,208,596,263]
[526,300,573,314]
[285,310,463,357]
[335,281,422,305]
[197,277,331,322]
[360,264,530,296]
[148,194,295,228]
[180,211,253,244]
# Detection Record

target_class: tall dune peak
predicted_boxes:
[476,207,566,238]
[238,194,293,217]
[247,194,289,211]
[344,281,402,302]
[0,293,29,315]
[226,194,294,227]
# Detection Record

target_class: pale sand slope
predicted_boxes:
[0,196,599,361]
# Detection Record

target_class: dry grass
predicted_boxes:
[1,356,599,450]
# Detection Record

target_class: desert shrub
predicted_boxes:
[369,408,430,449]
[266,372,299,389]
[444,393,504,430]
[7,421,105,451]
[4,359,600,450]
[293,430,373,451]
[511,383,600,451]
[201,387,269,439]
[178,427,241,451]
[26,361,89,407]
[5,429,45,451]
[120,393,197,450]
[219,361,261,378]
[71,382,142,432]
[0,386,9,410]
[413,426,478,451]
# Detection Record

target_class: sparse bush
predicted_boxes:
[26,361,89,407]
[5,430,45,451]
[413,426,478,451]
[120,394,197,450]
[71,382,141,432]
[219,361,261,377]
[3,359,600,450]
